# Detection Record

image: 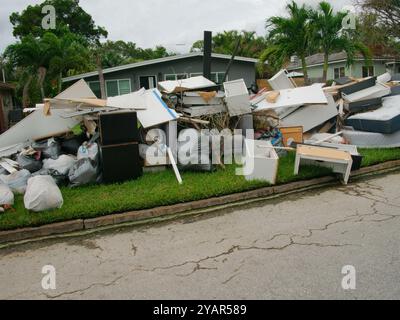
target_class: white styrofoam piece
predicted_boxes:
[243,139,279,184]
[107,88,147,109]
[136,88,179,128]
[347,95,400,121]
[254,85,328,111]
[223,79,251,116]
[268,69,296,91]
[280,94,338,132]
[342,83,391,102]
[158,76,216,94]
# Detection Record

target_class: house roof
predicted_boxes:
[287,51,400,70]
[63,52,259,83]
[0,82,16,91]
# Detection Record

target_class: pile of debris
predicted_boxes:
[0,69,398,213]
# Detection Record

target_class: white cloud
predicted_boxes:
[1,0,354,54]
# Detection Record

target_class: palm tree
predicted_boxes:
[310,1,371,82]
[260,1,313,84]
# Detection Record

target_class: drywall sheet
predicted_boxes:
[136,89,179,128]
[280,94,338,132]
[345,95,400,134]
[342,83,391,103]
[158,76,217,94]
[254,85,328,111]
[107,88,147,109]
[55,79,97,100]
[343,128,400,148]
[223,79,251,116]
[0,107,80,148]
[268,69,295,91]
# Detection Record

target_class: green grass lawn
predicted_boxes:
[1,148,400,231]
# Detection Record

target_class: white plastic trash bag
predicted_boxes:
[43,155,76,175]
[0,184,14,206]
[0,169,31,194]
[24,175,63,212]
[77,142,99,162]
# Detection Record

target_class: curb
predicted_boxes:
[1,159,400,245]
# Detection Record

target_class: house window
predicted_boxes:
[88,79,131,98]
[334,67,346,79]
[189,72,227,84]
[88,81,101,98]
[362,66,374,77]
[164,73,188,81]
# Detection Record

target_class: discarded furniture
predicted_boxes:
[342,83,391,103]
[243,139,279,184]
[223,79,251,116]
[99,111,139,145]
[345,95,400,134]
[158,76,218,94]
[304,141,362,171]
[100,143,142,183]
[340,77,377,96]
[181,91,225,105]
[342,128,400,148]
[268,69,295,91]
[294,144,353,185]
[279,126,303,147]
[344,97,382,114]
[99,111,142,183]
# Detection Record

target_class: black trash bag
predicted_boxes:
[61,135,86,155]
[17,154,43,173]
[32,139,62,160]
[68,158,98,187]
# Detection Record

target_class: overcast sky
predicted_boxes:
[1,0,355,54]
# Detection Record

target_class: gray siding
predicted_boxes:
[73,56,256,95]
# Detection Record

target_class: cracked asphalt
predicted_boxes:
[1,171,400,300]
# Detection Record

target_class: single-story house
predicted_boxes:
[62,52,258,98]
[286,51,400,81]
[0,82,16,132]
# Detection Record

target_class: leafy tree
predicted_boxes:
[10,0,107,43]
[191,30,267,58]
[310,1,371,82]
[356,0,400,39]
[260,1,313,83]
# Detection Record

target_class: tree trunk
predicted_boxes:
[58,71,63,94]
[96,54,106,99]
[300,55,309,85]
[37,66,47,100]
[23,74,33,108]
[322,53,329,83]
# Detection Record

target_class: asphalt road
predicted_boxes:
[1,171,400,300]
